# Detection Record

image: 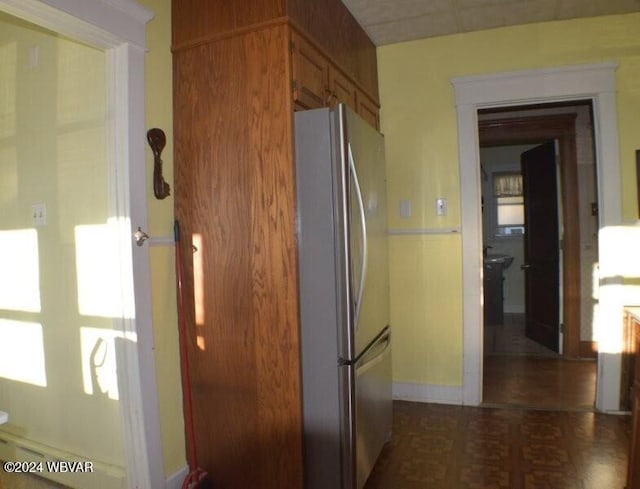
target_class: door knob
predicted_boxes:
[134,227,149,247]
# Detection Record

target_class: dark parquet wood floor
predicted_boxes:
[364,401,630,489]
[365,314,631,489]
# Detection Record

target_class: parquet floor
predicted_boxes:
[364,401,630,489]
[483,315,597,410]
[364,314,631,489]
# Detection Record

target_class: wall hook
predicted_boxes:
[147,128,171,200]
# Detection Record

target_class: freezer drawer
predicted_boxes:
[354,329,392,489]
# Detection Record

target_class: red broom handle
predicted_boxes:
[174,220,199,472]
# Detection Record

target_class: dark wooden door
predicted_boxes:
[521,141,560,352]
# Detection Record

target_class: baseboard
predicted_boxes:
[0,432,125,488]
[392,382,463,405]
[166,465,189,489]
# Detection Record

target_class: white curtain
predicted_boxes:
[493,173,522,196]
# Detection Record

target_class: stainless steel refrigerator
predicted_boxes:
[295,105,392,489]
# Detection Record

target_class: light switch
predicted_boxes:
[436,198,447,216]
[399,200,411,218]
[31,203,47,226]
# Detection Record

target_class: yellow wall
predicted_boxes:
[379,13,640,387]
[138,0,187,477]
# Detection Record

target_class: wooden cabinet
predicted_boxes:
[290,31,380,128]
[357,90,380,130]
[291,31,329,110]
[626,307,640,489]
[172,2,379,488]
[483,263,504,326]
[328,65,357,109]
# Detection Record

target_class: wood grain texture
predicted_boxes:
[172,0,286,48]
[287,0,379,100]
[356,90,380,130]
[329,65,357,109]
[479,114,581,358]
[172,0,379,102]
[173,24,303,489]
[627,311,640,488]
[291,30,329,110]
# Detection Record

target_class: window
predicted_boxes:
[493,172,524,236]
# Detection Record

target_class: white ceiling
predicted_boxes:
[341,0,640,45]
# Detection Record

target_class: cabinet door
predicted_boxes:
[328,66,357,109]
[628,386,640,488]
[356,91,380,130]
[291,32,329,110]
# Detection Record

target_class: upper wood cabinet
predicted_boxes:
[290,29,380,129]
[291,31,329,110]
[328,65,357,109]
[357,91,380,130]
[286,0,379,100]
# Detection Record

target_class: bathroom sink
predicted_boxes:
[484,254,514,269]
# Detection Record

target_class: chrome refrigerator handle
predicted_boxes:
[348,143,367,331]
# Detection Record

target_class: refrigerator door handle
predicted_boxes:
[355,329,391,373]
[348,143,368,331]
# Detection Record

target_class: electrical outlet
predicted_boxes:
[31,203,47,226]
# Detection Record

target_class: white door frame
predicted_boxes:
[0,0,164,487]
[452,62,623,412]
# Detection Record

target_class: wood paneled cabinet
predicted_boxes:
[171,1,379,488]
[626,308,640,489]
[291,31,329,110]
[291,30,380,128]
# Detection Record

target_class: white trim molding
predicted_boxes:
[0,0,152,50]
[166,466,189,489]
[451,62,622,412]
[393,382,463,405]
[388,227,461,235]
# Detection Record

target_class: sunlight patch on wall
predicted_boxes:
[596,225,640,353]
[0,229,41,313]
[75,222,125,319]
[0,319,46,386]
[80,326,137,401]
[599,225,640,280]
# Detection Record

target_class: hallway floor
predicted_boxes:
[365,314,630,489]
[483,314,596,411]
[364,401,630,489]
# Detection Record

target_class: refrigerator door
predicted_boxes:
[343,107,390,360]
[337,327,392,489]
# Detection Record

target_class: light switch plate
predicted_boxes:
[436,198,447,216]
[400,199,411,218]
[31,203,47,226]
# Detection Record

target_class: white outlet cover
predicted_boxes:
[31,203,47,226]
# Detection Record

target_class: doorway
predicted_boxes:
[0,1,162,488]
[478,103,599,409]
[453,62,622,411]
